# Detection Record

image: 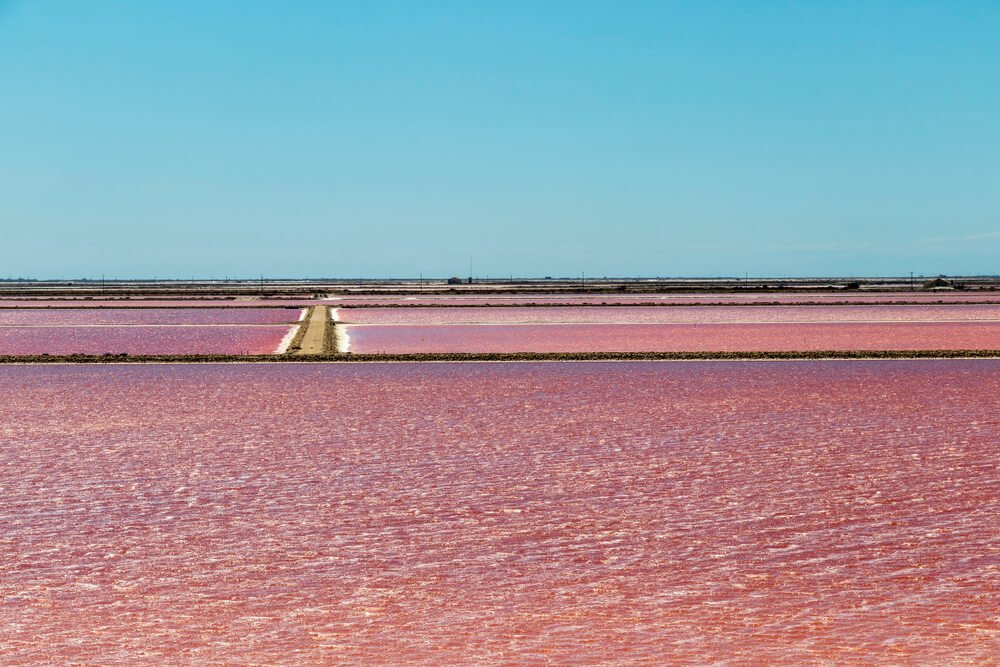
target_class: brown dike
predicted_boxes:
[3,350,1000,364]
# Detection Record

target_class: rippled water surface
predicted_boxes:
[1,361,998,664]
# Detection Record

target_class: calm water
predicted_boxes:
[0,325,291,355]
[0,307,301,326]
[345,321,1000,353]
[340,304,1000,325]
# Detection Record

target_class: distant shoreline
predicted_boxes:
[1,276,998,300]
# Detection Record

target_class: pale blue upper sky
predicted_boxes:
[2,1,998,278]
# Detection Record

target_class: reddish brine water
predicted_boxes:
[326,291,1000,306]
[0,307,302,326]
[340,304,1000,325]
[345,321,1000,353]
[0,325,292,355]
[1,361,998,664]
[0,299,315,308]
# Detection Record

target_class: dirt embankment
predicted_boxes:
[3,349,1000,364]
[293,306,330,355]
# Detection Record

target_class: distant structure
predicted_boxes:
[447,277,463,285]
[923,277,955,290]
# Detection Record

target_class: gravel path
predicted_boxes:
[294,305,329,354]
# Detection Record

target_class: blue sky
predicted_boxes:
[2,1,998,278]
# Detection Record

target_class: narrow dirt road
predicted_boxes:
[294,305,329,354]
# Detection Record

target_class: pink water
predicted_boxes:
[0,299,315,308]
[346,321,1000,353]
[327,291,1000,306]
[0,308,301,326]
[341,304,1000,325]
[1,361,997,664]
[0,325,291,355]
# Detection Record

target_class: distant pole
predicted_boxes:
[910,271,914,291]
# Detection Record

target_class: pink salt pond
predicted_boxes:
[345,321,1000,353]
[0,307,301,326]
[325,291,1000,306]
[0,298,316,309]
[340,304,1000,325]
[1,360,998,664]
[0,325,292,355]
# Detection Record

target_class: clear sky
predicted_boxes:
[2,1,998,279]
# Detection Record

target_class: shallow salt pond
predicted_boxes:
[1,360,997,664]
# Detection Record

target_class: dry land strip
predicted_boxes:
[293,306,330,355]
[4,349,1000,364]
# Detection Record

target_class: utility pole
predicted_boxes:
[910,271,914,291]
